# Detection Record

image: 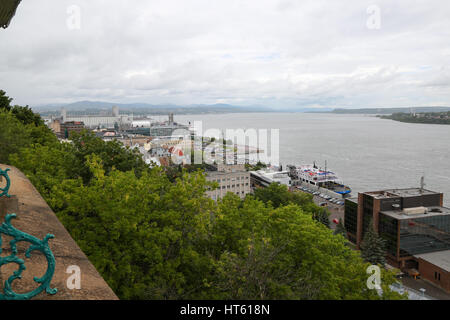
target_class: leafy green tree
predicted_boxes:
[245,161,267,171]
[69,130,148,183]
[209,198,402,300]
[0,90,43,126]
[0,90,12,111]
[9,143,79,201]
[253,183,327,222]
[360,219,386,267]
[11,105,45,127]
[0,111,31,163]
[50,157,216,299]
[313,208,330,228]
[253,183,292,208]
[334,218,347,238]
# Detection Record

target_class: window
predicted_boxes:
[399,215,450,257]
[344,200,358,237]
[378,214,398,257]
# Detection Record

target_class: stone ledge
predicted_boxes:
[0,164,118,300]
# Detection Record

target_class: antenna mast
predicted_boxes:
[420,175,425,193]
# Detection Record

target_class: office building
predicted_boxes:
[345,187,450,292]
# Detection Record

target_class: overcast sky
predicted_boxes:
[1,0,450,109]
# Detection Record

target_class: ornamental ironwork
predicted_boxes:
[0,214,57,300]
[0,168,11,198]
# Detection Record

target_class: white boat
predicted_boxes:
[287,163,351,198]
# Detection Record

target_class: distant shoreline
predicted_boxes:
[378,113,450,125]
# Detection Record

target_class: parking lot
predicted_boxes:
[294,186,345,229]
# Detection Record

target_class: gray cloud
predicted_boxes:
[1,0,450,109]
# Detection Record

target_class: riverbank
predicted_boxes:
[379,112,450,125]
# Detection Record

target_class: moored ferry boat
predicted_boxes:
[287,163,351,198]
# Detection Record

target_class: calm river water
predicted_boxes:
[171,113,450,206]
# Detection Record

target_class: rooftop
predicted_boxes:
[251,169,290,177]
[207,170,248,177]
[414,250,450,272]
[365,188,441,199]
[381,206,450,220]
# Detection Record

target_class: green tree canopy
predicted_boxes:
[0,90,13,111]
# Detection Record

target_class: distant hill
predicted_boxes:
[35,101,448,116]
[33,101,275,115]
[328,107,450,115]
[32,101,332,115]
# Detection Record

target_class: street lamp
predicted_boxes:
[0,0,22,29]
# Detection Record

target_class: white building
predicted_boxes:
[55,106,133,129]
[205,164,251,201]
[250,169,292,188]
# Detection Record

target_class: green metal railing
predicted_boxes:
[0,168,11,198]
[0,214,57,300]
[0,167,57,300]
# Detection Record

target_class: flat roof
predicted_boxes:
[414,250,450,272]
[250,170,290,177]
[206,170,248,177]
[381,206,450,220]
[364,188,441,199]
[345,198,358,205]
